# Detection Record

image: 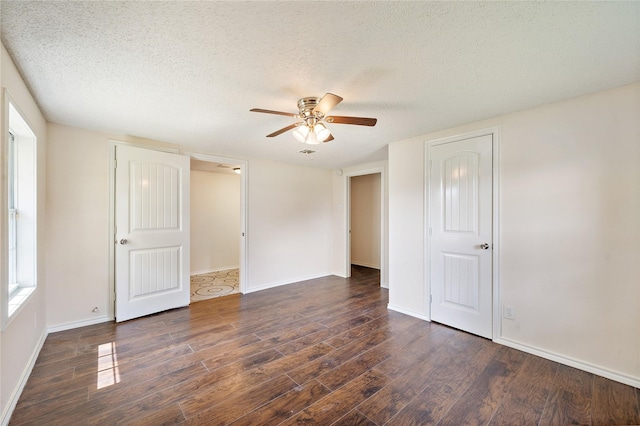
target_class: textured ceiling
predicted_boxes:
[1,1,639,168]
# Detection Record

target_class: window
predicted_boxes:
[3,94,37,328]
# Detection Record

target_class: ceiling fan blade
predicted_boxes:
[323,134,334,143]
[266,123,301,137]
[312,93,343,115]
[325,115,377,126]
[250,108,298,117]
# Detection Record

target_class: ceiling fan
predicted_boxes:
[250,93,377,145]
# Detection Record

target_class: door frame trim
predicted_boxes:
[424,126,501,340]
[184,151,248,294]
[108,140,180,321]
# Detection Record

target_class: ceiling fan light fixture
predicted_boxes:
[292,124,309,142]
[315,123,331,141]
[305,129,320,145]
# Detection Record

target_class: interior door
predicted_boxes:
[115,145,190,322]
[430,134,493,338]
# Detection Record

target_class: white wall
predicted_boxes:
[45,124,112,328]
[0,43,48,422]
[388,144,425,316]
[388,82,640,386]
[246,158,334,292]
[350,173,381,269]
[190,170,240,274]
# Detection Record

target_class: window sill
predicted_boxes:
[4,286,36,329]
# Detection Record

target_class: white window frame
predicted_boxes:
[2,90,37,329]
[8,131,18,295]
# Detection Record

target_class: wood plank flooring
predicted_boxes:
[10,266,640,425]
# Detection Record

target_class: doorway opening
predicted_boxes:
[108,144,248,322]
[346,170,384,286]
[188,155,247,302]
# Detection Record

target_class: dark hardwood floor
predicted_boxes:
[10,266,640,425]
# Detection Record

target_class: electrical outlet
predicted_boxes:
[504,306,515,320]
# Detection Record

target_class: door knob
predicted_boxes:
[480,243,490,250]
[120,239,128,245]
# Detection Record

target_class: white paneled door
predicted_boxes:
[115,145,190,322]
[430,134,493,338]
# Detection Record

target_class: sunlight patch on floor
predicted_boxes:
[96,342,120,389]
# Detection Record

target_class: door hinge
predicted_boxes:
[114,159,117,169]
[429,160,432,170]
[428,227,432,236]
[430,294,433,304]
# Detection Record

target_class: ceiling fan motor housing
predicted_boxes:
[298,97,322,125]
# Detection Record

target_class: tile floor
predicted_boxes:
[190,268,239,302]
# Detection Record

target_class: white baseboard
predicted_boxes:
[190,265,239,276]
[244,273,330,294]
[1,329,48,426]
[495,337,640,389]
[387,303,430,321]
[47,315,112,334]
